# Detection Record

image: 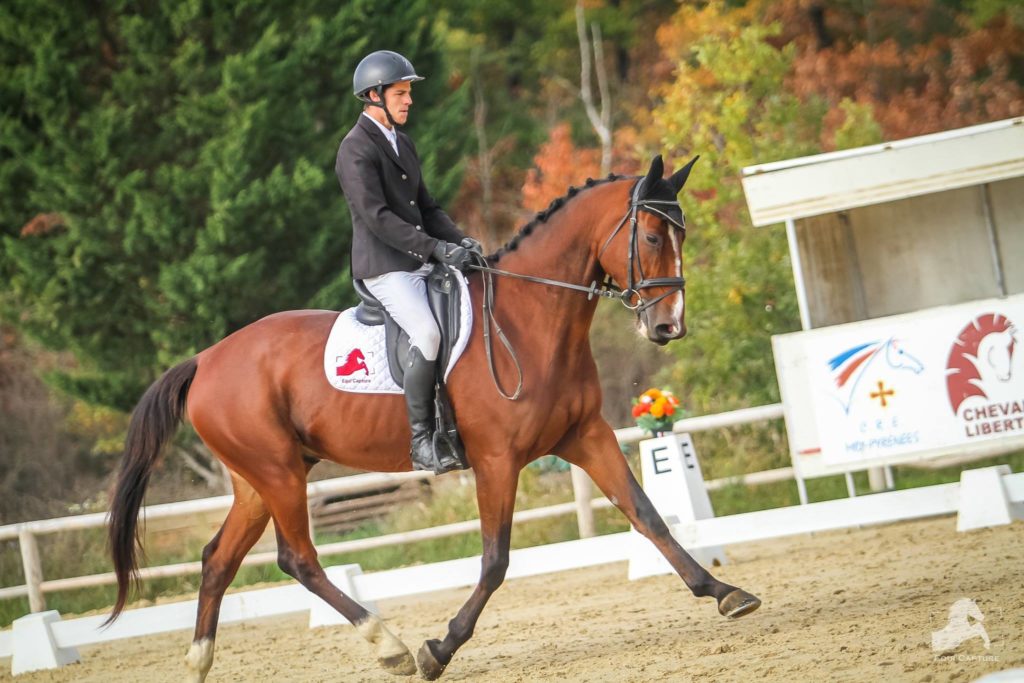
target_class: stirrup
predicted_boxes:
[431,433,463,474]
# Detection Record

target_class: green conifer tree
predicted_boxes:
[1,0,468,410]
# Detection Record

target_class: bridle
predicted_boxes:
[471,177,686,313]
[468,177,687,400]
[597,177,687,313]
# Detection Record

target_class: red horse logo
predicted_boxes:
[336,348,369,377]
[946,313,1017,414]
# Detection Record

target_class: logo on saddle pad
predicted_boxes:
[336,348,371,378]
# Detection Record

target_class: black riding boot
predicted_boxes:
[404,347,461,474]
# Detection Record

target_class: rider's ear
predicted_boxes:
[668,156,699,193]
[643,155,665,190]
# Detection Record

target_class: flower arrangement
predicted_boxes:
[631,388,684,436]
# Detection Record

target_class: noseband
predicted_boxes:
[469,177,687,400]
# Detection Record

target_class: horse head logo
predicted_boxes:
[931,598,990,652]
[336,348,369,377]
[946,313,1018,415]
[827,337,924,414]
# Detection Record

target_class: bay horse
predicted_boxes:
[107,155,761,682]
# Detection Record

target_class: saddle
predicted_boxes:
[353,264,468,469]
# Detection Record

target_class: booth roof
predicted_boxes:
[741,117,1024,227]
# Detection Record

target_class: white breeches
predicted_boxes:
[363,263,441,361]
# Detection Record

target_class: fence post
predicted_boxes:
[18,526,45,613]
[868,467,888,492]
[570,466,595,539]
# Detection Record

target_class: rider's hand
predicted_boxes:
[432,241,473,271]
[460,237,484,255]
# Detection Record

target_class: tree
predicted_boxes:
[643,2,825,413]
[772,0,1024,142]
[438,0,679,247]
[575,0,613,175]
[520,124,602,211]
[0,1,468,413]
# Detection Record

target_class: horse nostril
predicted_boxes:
[655,323,679,340]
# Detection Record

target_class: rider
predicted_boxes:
[335,50,480,474]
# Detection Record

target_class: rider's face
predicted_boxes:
[372,82,413,127]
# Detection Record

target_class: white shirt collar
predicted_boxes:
[362,111,398,156]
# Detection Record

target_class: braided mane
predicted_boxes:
[488,174,627,262]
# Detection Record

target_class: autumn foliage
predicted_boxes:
[519,123,639,212]
[771,0,1024,143]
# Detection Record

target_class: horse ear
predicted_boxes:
[669,155,699,192]
[643,155,664,190]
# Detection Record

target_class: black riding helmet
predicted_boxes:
[353,50,424,104]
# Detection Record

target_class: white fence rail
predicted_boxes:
[0,404,785,612]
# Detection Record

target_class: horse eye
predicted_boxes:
[645,234,660,246]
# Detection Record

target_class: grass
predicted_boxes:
[1,450,1020,628]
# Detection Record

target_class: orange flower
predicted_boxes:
[632,403,649,417]
[650,397,668,418]
[642,389,662,401]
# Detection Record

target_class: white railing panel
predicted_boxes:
[678,482,962,550]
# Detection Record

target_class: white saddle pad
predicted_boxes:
[323,270,473,394]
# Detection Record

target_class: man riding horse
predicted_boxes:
[106,49,762,683]
[335,50,481,475]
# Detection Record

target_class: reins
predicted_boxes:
[468,178,687,401]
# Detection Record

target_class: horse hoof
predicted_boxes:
[416,639,448,681]
[718,589,761,618]
[380,650,417,677]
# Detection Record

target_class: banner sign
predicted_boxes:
[774,295,1024,472]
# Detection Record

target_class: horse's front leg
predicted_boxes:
[557,420,761,618]
[417,457,518,680]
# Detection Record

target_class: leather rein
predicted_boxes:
[467,178,687,400]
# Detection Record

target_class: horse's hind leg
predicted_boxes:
[558,421,761,618]
[259,461,417,677]
[185,472,271,683]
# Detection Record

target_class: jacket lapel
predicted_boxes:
[357,115,416,178]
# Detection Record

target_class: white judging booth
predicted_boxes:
[742,117,1024,503]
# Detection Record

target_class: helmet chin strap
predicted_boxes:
[371,85,399,128]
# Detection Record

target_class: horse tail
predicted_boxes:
[106,357,198,624]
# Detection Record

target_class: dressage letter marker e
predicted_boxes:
[628,433,725,580]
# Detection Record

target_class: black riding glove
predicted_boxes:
[460,237,484,255]
[432,241,473,271]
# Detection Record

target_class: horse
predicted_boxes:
[828,337,924,414]
[931,598,990,652]
[947,313,1018,414]
[977,323,1016,383]
[336,348,369,377]
[106,155,761,682]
